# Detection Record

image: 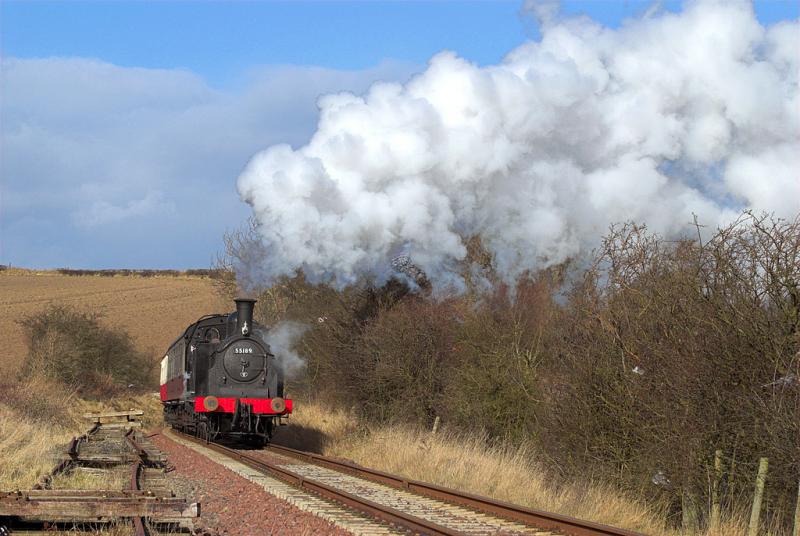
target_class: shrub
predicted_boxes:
[52,268,213,277]
[341,298,458,423]
[17,304,156,396]
[443,277,558,441]
[225,211,799,533]
[1,376,81,426]
[538,214,800,529]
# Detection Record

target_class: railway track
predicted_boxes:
[1,412,196,536]
[170,429,645,536]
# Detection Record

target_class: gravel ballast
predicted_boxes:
[150,431,353,536]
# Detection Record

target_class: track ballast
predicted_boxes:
[170,428,645,536]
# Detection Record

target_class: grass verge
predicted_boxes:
[0,387,162,490]
[274,400,786,536]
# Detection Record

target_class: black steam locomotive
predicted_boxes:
[160,298,291,445]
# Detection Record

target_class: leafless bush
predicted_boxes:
[17,304,156,397]
[222,211,799,533]
[51,268,224,278]
[2,376,81,425]
[215,217,271,298]
[540,213,799,530]
[442,275,560,440]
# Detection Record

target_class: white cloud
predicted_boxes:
[237,0,800,289]
[72,190,174,228]
[0,57,419,267]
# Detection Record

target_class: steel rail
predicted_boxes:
[32,423,101,491]
[264,443,645,536]
[174,429,644,536]
[126,429,150,536]
[173,430,463,536]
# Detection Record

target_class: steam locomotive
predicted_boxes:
[160,298,292,445]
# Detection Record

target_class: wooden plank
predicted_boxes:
[71,467,117,477]
[82,410,144,426]
[82,410,144,419]
[70,454,139,463]
[64,453,165,464]
[88,422,142,429]
[5,518,194,534]
[10,490,155,498]
[0,496,197,518]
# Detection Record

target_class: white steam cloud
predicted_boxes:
[265,322,309,377]
[238,0,799,289]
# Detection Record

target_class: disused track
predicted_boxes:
[126,428,150,536]
[172,429,645,536]
[0,412,197,535]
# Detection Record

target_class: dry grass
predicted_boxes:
[0,389,163,490]
[50,466,130,490]
[0,384,165,536]
[0,405,76,490]
[275,401,784,536]
[0,269,188,532]
[0,269,228,376]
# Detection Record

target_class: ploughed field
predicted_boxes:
[0,270,228,374]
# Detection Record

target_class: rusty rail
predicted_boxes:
[265,443,645,536]
[175,429,643,536]
[130,463,149,536]
[32,423,100,490]
[126,423,152,536]
[174,430,461,535]
[2,418,196,534]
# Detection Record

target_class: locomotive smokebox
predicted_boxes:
[235,298,256,336]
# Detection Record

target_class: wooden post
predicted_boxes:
[682,490,698,534]
[710,449,723,531]
[747,457,769,536]
[431,415,440,435]
[793,478,799,536]
[728,449,737,491]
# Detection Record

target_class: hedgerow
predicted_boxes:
[17,305,155,397]
[221,211,799,533]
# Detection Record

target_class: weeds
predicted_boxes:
[277,401,666,535]
[0,392,162,490]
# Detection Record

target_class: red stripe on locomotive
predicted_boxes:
[193,397,293,415]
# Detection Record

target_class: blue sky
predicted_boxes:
[1,1,798,269]
[6,1,797,84]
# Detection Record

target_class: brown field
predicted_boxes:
[0,269,229,375]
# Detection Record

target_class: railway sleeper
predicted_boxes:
[2,417,197,535]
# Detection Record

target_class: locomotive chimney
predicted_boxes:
[235,298,256,337]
